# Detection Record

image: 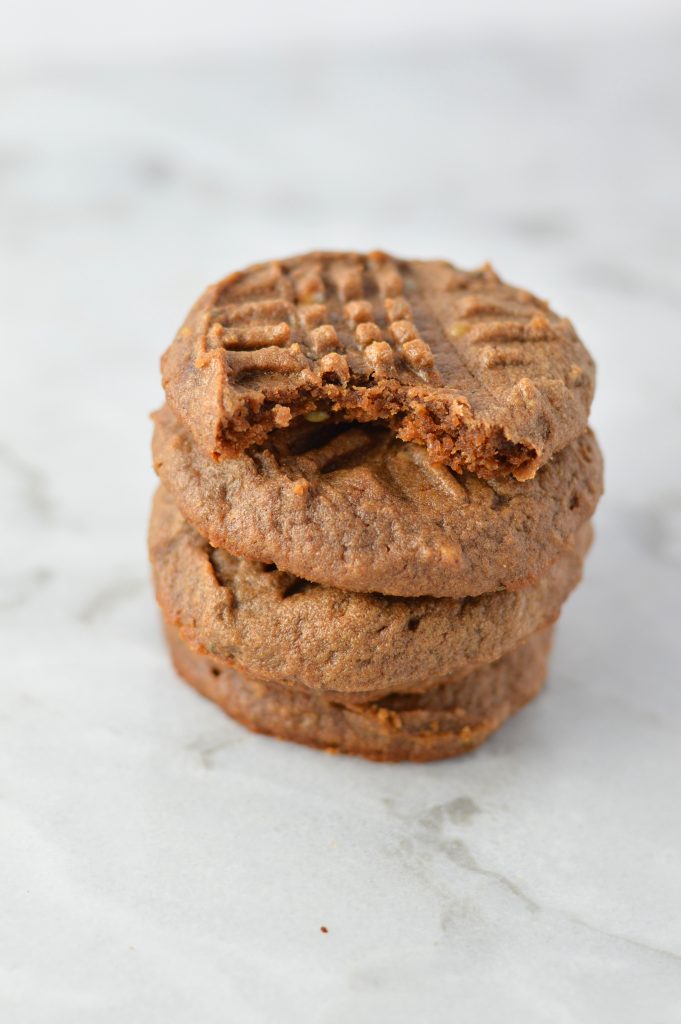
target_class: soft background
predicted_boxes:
[1,2,681,1021]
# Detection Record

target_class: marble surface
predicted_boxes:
[2,26,681,1023]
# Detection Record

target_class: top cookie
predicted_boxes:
[161,251,594,480]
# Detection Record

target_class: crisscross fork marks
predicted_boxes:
[210,252,444,385]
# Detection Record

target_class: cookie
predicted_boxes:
[153,405,602,598]
[149,485,590,692]
[161,252,594,481]
[164,622,553,762]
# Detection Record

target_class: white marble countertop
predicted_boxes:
[2,25,681,1023]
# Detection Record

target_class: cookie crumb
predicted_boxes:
[291,478,309,497]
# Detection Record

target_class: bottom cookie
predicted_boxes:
[164,623,554,762]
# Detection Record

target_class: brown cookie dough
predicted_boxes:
[161,252,594,481]
[164,622,554,762]
[153,405,602,598]
[149,486,590,692]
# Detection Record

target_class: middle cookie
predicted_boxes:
[149,486,591,693]
[153,405,602,598]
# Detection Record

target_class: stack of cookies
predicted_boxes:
[149,252,602,762]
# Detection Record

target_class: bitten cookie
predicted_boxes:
[165,622,554,762]
[149,485,590,692]
[153,405,602,598]
[161,252,594,481]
